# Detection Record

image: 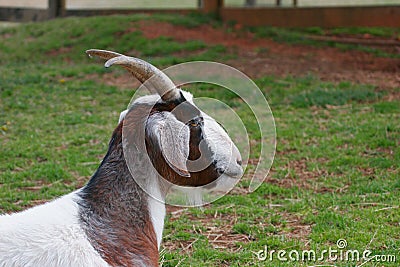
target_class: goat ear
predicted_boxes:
[158,114,191,177]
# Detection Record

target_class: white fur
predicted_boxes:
[0,89,241,266]
[147,187,166,249]
[181,90,241,176]
[0,191,109,267]
[120,90,241,177]
[202,113,243,177]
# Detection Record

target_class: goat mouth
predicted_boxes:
[216,167,243,179]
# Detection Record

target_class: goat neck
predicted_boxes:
[78,122,161,267]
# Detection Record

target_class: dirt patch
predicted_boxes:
[138,21,400,90]
[279,212,312,244]
[164,204,312,256]
[163,206,248,254]
[383,89,400,101]
[265,157,336,193]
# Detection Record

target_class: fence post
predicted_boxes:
[48,0,65,19]
[202,0,223,14]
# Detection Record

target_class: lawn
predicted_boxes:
[0,13,399,266]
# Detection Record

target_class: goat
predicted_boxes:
[0,49,243,267]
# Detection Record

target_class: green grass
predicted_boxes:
[248,26,400,58]
[0,13,227,65]
[291,26,399,39]
[1,13,399,267]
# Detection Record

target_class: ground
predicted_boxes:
[0,14,399,267]
[138,21,400,90]
[136,19,400,265]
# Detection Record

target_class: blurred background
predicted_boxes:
[0,0,399,9]
[0,1,399,266]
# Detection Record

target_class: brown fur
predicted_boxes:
[78,96,221,266]
[147,98,221,187]
[79,122,158,267]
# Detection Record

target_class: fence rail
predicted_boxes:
[221,5,400,27]
[0,0,399,27]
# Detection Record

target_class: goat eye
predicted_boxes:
[187,116,203,128]
[189,121,199,127]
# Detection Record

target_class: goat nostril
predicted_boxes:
[236,160,242,166]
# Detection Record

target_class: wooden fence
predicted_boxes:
[0,0,399,27]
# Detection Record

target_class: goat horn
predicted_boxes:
[86,49,123,60]
[86,49,180,102]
